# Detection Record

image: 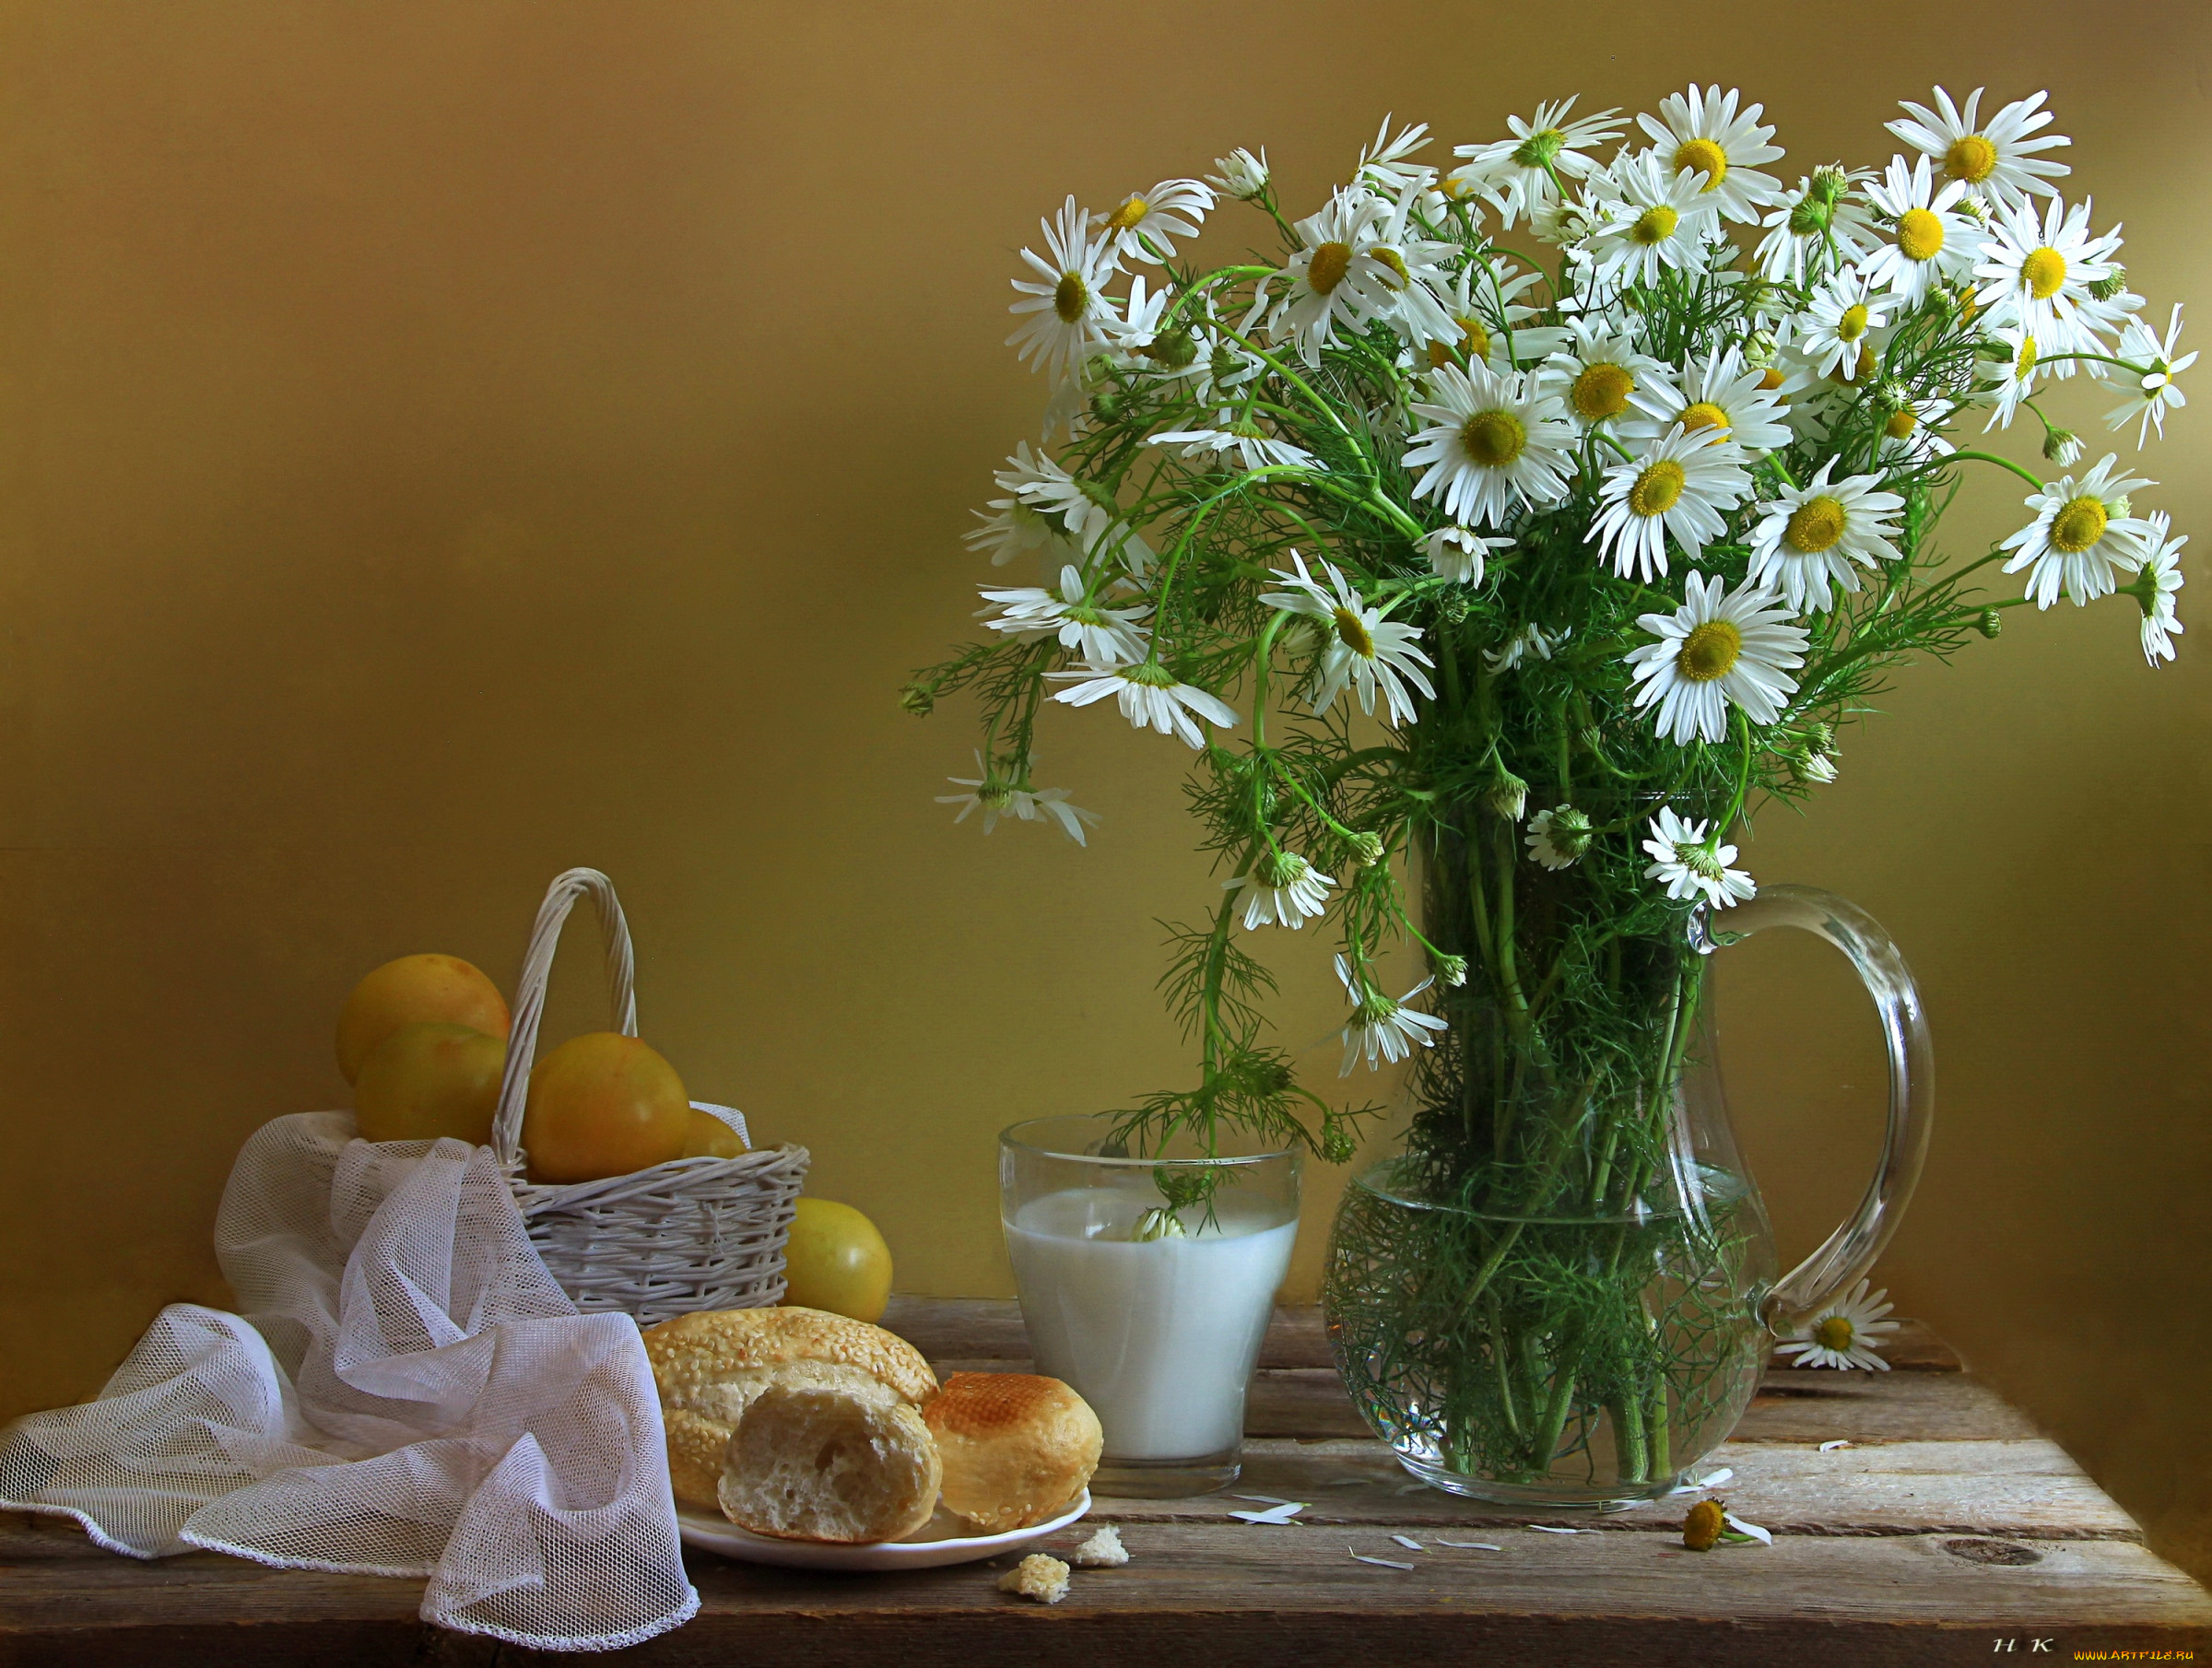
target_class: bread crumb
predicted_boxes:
[1070,1524,1127,1568]
[998,1552,1071,1603]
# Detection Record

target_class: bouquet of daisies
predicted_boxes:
[906,86,2185,1223]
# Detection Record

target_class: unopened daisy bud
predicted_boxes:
[1435,954,1468,989]
[1319,1115,1357,1165]
[1209,147,1269,201]
[1485,764,1529,824]
[2111,494,2133,519]
[1146,326,1198,370]
[1872,378,1912,415]
[1958,194,1990,227]
[2088,265,2128,302]
[898,681,937,717]
[2043,428,2083,466]
[1090,390,1128,423]
[1787,196,1830,239]
[1742,330,1777,370]
[1683,1498,1725,1553]
[1807,165,1849,207]
[1786,748,1839,785]
[1577,722,1605,754]
[1975,607,2003,639]
[1799,722,1835,755]
[1347,831,1385,867]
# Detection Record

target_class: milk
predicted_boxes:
[1005,1186,1298,1460]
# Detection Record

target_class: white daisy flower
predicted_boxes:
[1627,573,1807,746]
[1454,98,1626,229]
[1875,394,1960,466]
[1980,325,2044,431]
[2134,511,2186,666]
[1586,425,1753,582]
[1404,360,1577,527]
[1369,179,1465,349]
[2100,303,2194,447]
[1420,525,1506,585]
[1999,453,2156,608]
[978,565,1151,666]
[1425,264,1566,373]
[1226,850,1335,930]
[1148,422,1318,473]
[1007,196,1124,391]
[1356,115,1434,194]
[1103,275,1203,382]
[1641,806,1756,909]
[1886,87,2070,215]
[1798,269,1890,382]
[1486,621,1564,674]
[1539,320,1674,431]
[1755,169,1882,287]
[1859,153,1976,308]
[1260,552,1437,725]
[1335,955,1449,1075]
[1525,805,1593,870]
[1270,187,1400,358]
[1047,661,1241,748]
[1619,347,1793,456]
[1773,1279,1899,1370]
[1973,195,2123,358]
[1747,458,1906,614]
[936,754,1100,845]
[1636,84,1786,226]
[1094,178,1213,265]
[1208,147,1269,201]
[1577,148,1723,291]
[964,442,1097,567]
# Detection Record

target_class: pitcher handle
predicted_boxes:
[1712,884,1934,1335]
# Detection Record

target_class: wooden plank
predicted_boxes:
[882,1296,1964,1375]
[1086,1437,2142,1542]
[4,1527,2206,1666]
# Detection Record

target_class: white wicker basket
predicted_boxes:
[491,866,808,1324]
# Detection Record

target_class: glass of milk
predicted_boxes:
[1000,1114,1300,1498]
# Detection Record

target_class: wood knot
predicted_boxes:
[1940,1537,2043,1566]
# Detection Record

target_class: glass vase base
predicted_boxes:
[1091,1450,1241,1498]
[1393,1451,1681,1512]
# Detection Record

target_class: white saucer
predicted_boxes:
[677,1489,1091,1571]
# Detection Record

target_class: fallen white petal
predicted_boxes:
[1349,1548,1417,1570]
[1394,1482,1431,1496]
[1723,1511,1774,1546]
[1230,1501,1307,1524]
[1818,1439,1853,1452]
[1527,1524,1584,1534]
[1435,1540,1503,1550]
[1390,1534,1424,1551]
[1695,1468,1734,1486]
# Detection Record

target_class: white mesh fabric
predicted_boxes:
[0,1112,699,1651]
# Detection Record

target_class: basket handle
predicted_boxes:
[490,867,640,1166]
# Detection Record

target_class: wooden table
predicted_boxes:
[5,1297,2208,1664]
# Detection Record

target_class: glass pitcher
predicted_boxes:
[1322,884,1932,1509]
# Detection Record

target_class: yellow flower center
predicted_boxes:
[1813,1315,1856,1352]
[1371,246,1410,287]
[1103,194,1150,232]
[2022,246,2067,300]
[1830,344,1876,386]
[1632,205,1680,246]
[1896,207,1946,263]
[2051,495,2110,554]
[1629,459,1687,517]
[1333,605,1375,657]
[1462,408,1528,468]
[1460,317,1491,359]
[1759,367,1785,391]
[1837,302,1869,341]
[1571,362,1636,421]
[1053,271,1088,324]
[1673,137,1729,191]
[1308,241,1354,296]
[1945,134,1998,185]
[1679,400,1731,435]
[2016,334,2039,379]
[1886,407,1920,440]
[1786,496,1848,554]
[1677,620,1742,683]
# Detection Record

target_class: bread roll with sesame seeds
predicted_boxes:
[923,1372,1101,1533]
[641,1307,938,1509]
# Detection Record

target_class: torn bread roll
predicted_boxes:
[924,1372,1102,1533]
[642,1306,938,1510]
[716,1374,942,1544]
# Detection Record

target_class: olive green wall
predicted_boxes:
[2,0,2206,1581]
